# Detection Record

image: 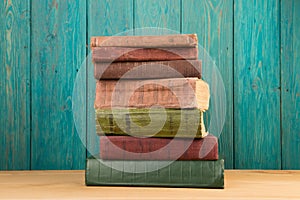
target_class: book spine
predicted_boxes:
[100,135,218,160]
[91,34,198,48]
[95,108,207,138]
[86,157,224,188]
[92,47,198,62]
[94,60,202,80]
[94,78,209,110]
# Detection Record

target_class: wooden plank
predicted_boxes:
[1,170,300,199]
[87,0,133,156]
[31,0,86,169]
[182,0,234,168]
[281,0,300,169]
[0,0,30,170]
[234,0,281,169]
[134,0,181,33]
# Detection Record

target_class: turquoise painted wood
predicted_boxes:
[30,0,86,169]
[182,0,234,169]
[87,0,134,156]
[135,0,181,31]
[281,0,300,169]
[234,0,281,169]
[0,0,30,170]
[1,0,300,170]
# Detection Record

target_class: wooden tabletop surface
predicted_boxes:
[0,170,299,199]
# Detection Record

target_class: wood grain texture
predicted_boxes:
[182,0,234,169]
[1,0,300,170]
[1,170,300,199]
[234,0,281,169]
[134,0,181,32]
[281,0,300,169]
[87,0,134,156]
[31,0,86,169]
[0,0,30,170]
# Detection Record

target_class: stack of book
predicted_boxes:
[86,34,224,188]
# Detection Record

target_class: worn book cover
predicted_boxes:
[94,60,202,80]
[100,134,218,160]
[95,108,207,138]
[91,34,198,48]
[92,47,198,62]
[94,78,210,111]
[86,156,224,188]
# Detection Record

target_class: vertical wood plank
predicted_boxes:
[87,0,133,156]
[0,0,30,170]
[182,0,234,168]
[135,0,181,31]
[234,0,281,169]
[31,0,86,169]
[281,0,300,169]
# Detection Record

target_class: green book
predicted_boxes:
[95,108,207,138]
[86,156,224,188]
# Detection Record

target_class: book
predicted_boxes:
[86,156,224,188]
[92,47,198,62]
[94,60,202,80]
[94,78,210,110]
[95,108,208,138]
[91,34,198,48]
[100,134,218,160]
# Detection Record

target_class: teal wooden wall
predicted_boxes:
[0,0,299,170]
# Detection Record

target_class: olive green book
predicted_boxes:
[85,156,224,188]
[95,108,207,138]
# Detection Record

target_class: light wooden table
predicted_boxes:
[0,170,299,199]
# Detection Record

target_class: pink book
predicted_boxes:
[94,78,210,111]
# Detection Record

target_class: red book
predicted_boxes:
[100,135,218,160]
[92,47,198,62]
[94,60,202,80]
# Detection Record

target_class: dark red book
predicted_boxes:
[94,60,202,80]
[92,47,198,62]
[100,135,218,160]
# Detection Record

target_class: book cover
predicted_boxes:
[91,34,198,48]
[94,78,210,110]
[92,47,198,62]
[86,156,224,188]
[95,108,207,138]
[100,134,218,160]
[94,60,202,80]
